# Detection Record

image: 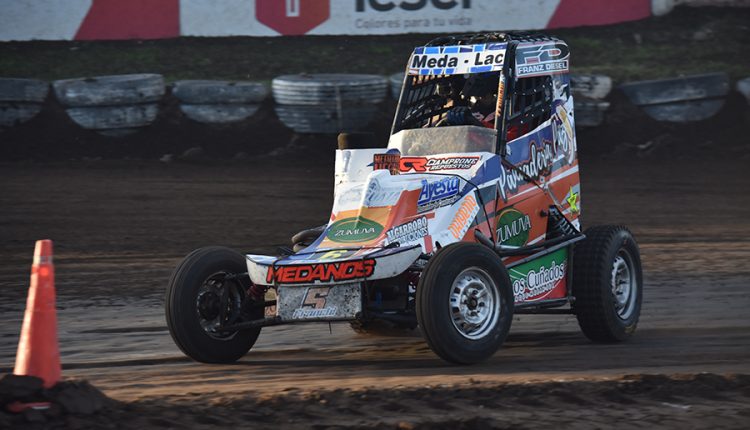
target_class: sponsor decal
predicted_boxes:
[356,0,472,12]
[566,187,580,214]
[336,184,364,206]
[373,153,401,175]
[496,208,531,247]
[448,194,479,239]
[256,0,330,36]
[417,177,461,212]
[509,248,567,303]
[499,135,562,202]
[408,43,506,76]
[363,180,402,207]
[352,0,475,33]
[553,104,575,165]
[400,156,479,172]
[326,217,384,243]
[515,42,570,77]
[292,286,336,319]
[267,259,376,284]
[400,157,428,172]
[386,216,429,245]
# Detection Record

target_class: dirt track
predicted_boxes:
[1,149,749,427]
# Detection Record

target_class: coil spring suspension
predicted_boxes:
[247,283,267,301]
[546,206,577,240]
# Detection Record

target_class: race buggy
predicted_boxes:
[165,32,643,365]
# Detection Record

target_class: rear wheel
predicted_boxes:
[416,243,513,364]
[573,225,643,342]
[165,247,263,363]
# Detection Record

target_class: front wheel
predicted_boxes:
[165,247,263,363]
[573,225,643,342]
[416,243,514,364]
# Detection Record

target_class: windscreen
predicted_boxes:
[392,43,506,134]
[387,125,496,156]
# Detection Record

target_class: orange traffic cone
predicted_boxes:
[13,239,61,389]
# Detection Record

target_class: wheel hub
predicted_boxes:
[195,274,243,340]
[611,250,637,320]
[449,267,501,340]
[197,290,221,320]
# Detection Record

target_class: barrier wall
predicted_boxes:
[0,0,654,41]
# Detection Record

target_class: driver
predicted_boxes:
[443,72,499,128]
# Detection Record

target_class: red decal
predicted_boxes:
[267,259,376,284]
[256,0,330,36]
[423,235,433,254]
[400,157,428,172]
[373,153,401,175]
[547,0,650,29]
[75,0,179,41]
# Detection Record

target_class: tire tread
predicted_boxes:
[573,225,642,342]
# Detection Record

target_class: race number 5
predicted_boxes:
[301,287,330,309]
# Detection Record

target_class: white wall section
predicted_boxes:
[0,0,92,41]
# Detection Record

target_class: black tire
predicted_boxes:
[179,104,260,124]
[0,78,49,103]
[272,74,388,105]
[165,247,262,363]
[172,80,268,104]
[0,103,44,128]
[53,74,165,107]
[416,243,513,364]
[64,104,159,130]
[573,225,643,342]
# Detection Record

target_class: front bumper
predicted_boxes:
[245,245,422,287]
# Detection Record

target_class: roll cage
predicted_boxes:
[391,32,562,157]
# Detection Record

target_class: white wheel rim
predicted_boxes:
[611,248,638,320]
[449,267,501,340]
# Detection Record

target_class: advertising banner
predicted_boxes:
[0,0,652,41]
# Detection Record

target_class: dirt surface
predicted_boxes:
[1,143,749,427]
[3,373,749,429]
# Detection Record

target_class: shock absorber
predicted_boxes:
[546,206,577,240]
[246,283,266,302]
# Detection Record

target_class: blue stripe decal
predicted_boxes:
[469,65,493,73]
[470,155,502,187]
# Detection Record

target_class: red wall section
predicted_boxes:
[256,0,330,36]
[547,0,651,28]
[75,0,179,40]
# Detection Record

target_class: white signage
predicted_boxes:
[407,44,506,76]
